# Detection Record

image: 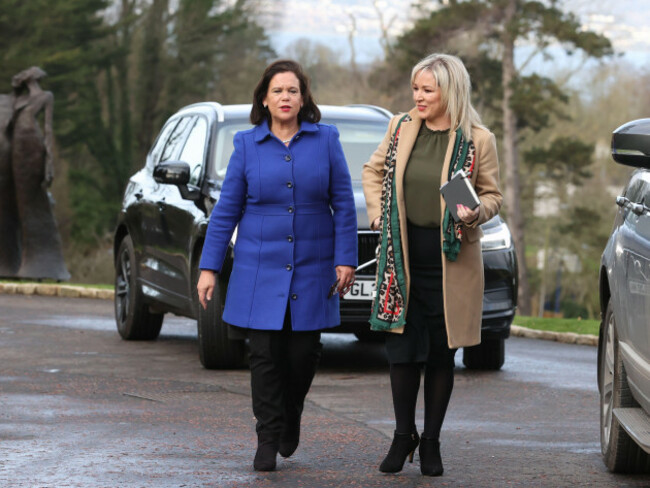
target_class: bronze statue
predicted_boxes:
[0,67,70,280]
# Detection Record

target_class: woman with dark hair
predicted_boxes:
[363,53,502,476]
[197,60,357,472]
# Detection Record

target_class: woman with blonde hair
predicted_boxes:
[362,53,502,476]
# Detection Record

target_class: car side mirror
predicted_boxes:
[153,161,200,200]
[611,118,650,169]
[154,161,190,185]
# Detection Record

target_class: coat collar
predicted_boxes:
[394,107,423,169]
[254,119,319,143]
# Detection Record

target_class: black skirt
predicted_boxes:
[384,221,457,368]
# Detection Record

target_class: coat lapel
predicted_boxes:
[394,107,421,194]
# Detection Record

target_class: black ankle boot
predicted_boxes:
[254,432,279,471]
[278,416,300,458]
[379,431,420,473]
[419,435,443,476]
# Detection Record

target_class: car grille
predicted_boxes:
[357,231,379,276]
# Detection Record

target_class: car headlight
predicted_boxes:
[481,221,512,251]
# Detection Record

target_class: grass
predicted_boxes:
[514,315,600,336]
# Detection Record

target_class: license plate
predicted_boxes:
[343,279,376,300]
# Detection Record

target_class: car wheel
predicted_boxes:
[114,235,164,340]
[462,338,505,370]
[196,272,246,370]
[599,300,650,473]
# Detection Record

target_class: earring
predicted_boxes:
[263,104,267,108]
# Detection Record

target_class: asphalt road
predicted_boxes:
[0,294,648,487]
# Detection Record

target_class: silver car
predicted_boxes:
[598,118,650,472]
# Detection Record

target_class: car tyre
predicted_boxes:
[114,235,164,340]
[599,300,650,473]
[197,274,246,370]
[462,338,505,370]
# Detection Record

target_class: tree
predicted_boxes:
[135,0,169,161]
[376,0,612,314]
[497,0,612,315]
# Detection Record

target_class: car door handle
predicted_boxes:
[632,203,645,216]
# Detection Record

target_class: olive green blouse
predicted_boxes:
[404,124,450,227]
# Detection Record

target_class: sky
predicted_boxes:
[261,0,650,69]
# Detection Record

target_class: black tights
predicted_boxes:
[390,362,454,439]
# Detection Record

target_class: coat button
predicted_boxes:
[284,154,292,162]
[286,264,292,271]
[286,181,293,188]
[287,235,293,242]
[291,294,298,300]
[288,206,294,213]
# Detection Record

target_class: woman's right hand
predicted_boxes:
[372,217,381,231]
[197,270,216,310]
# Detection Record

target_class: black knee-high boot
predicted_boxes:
[279,330,321,458]
[248,329,284,471]
[254,432,280,471]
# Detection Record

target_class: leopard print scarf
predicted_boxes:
[369,114,411,331]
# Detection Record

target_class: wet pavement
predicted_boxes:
[0,294,648,487]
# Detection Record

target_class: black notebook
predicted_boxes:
[440,170,480,222]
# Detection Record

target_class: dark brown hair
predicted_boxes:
[250,59,320,126]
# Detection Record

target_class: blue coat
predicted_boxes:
[199,120,358,331]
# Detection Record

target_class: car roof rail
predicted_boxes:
[177,102,226,122]
[345,104,393,118]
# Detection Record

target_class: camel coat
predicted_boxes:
[362,107,502,348]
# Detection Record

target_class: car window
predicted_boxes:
[212,121,253,180]
[209,116,388,182]
[178,116,208,186]
[149,119,179,166]
[324,119,388,180]
[159,116,195,164]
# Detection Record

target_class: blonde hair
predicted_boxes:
[411,53,483,140]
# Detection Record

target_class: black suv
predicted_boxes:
[113,103,517,370]
[598,118,650,473]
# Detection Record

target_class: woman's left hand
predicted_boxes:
[335,265,356,297]
[456,204,480,224]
